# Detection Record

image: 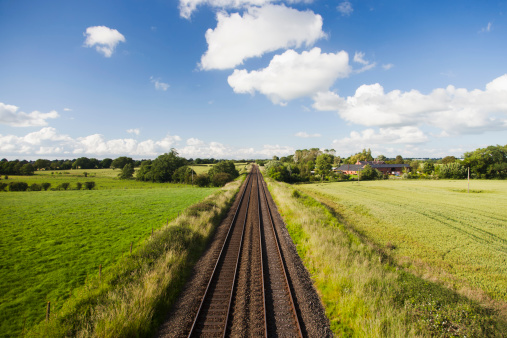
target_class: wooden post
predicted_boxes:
[46,301,51,322]
[130,242,132,254]
[468,167,470,193]
[99,264,102,282]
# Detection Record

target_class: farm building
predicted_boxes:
[337,161,410,176]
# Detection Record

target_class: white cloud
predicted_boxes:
[295,131,321,138]
[313,73,507,135]
[353,51,376,73]
[63,108,72,111]
[382,63,394,70]
[331,127,428,157]
[127,128,140,135]
[178,0,312,19]
[228,47,351,104]
[0,127,294,159]
[150,77,170,91]
[83,26,126,57]
[0,102,59,127]
[337,1,353,16]
[480,22,492,33]
[200,4,325,70]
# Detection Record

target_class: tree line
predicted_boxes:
[261,144,507,183]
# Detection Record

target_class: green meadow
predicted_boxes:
[298,179,507,303]
[0,169,218,337]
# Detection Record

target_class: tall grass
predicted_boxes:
[26,177,243,337]
[265,178,505,336]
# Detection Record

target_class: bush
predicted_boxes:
[58,182,70,190]
[84,181,96,190]
[76,182,82,190]
[41,182,51,191]
[29,183,42,191]
[0,183,7,191]
[118,163,134,180]
[194,173,210,187]
[211,172,232,187]
[208,160,239,180]
[9,182,28,191]
[359,165,382,180]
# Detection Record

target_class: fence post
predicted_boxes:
[99,264,102,283]
[130,242,133,254]
[46,301,51,322]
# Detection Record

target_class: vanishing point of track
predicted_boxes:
[188,165,302,337]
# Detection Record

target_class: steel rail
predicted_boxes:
[258,171,303,337]
[255,167,268,337]
[188,171,253,337]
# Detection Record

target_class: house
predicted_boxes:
[337,161,410,176]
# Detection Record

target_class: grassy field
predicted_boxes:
[297,180,507,304]
[0,170,219,337]
[265,176,506,336]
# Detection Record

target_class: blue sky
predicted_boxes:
[1,0,506,160]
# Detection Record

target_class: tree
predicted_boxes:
[9,182,28,191]
[194,173,210,187]
[118,163,134,179]
[375,154,387,162]
[441,156,457,164]
[150,149,187,182]
[208,161,239,180]
[84,181,95,190]
[73,157,95,169]
[41,183,51,191]
[394,155,404,164]
[172,166,196,184]
[111,156,134,170]
[100,158,113,169]
[359,165,381,180]
[20,163,35,175]
[348,148,374,164]
[211,172,233,187]
[34,159,51,170]
[438,162,467,179]
[136,160,154,181]
[316,153,334,180]
[462,145,507,179]
[422,162,435,174]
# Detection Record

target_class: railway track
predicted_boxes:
[188,165,302,337]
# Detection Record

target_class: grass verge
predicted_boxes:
[265,177,506,337]
[24,176,244,337]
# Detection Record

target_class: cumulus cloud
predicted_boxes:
[178,0,312,19]
[0,127,294,159]
[228,47,351,104]
[337,1,353,16]
[200,4,325,70]
[150,77,169,91]
[83,26,126,57]
[331,127,428,156]
[295,131,321,138]
[313,74,507,135]
[127,128,140,135]
[0,102,59,127]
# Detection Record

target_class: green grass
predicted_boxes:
[0,181,217,337]
[265,176,506,336]
[297,180,507,304]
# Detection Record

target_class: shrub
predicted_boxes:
[29,183,42,191]
[9,182,28,191]
[118,164,134,180]
[84,181,95,190]
[0,183,7,191]
[76,182,82,190]
[211,172,233,187]
[83,172,88,178]
[194,173,210,187]
[58,182,70,190]
[41,183,51,191]
[4,175,8,179]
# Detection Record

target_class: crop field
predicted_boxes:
[0,174,218,336]
[297,180,507,303]
[266,176,506,335]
